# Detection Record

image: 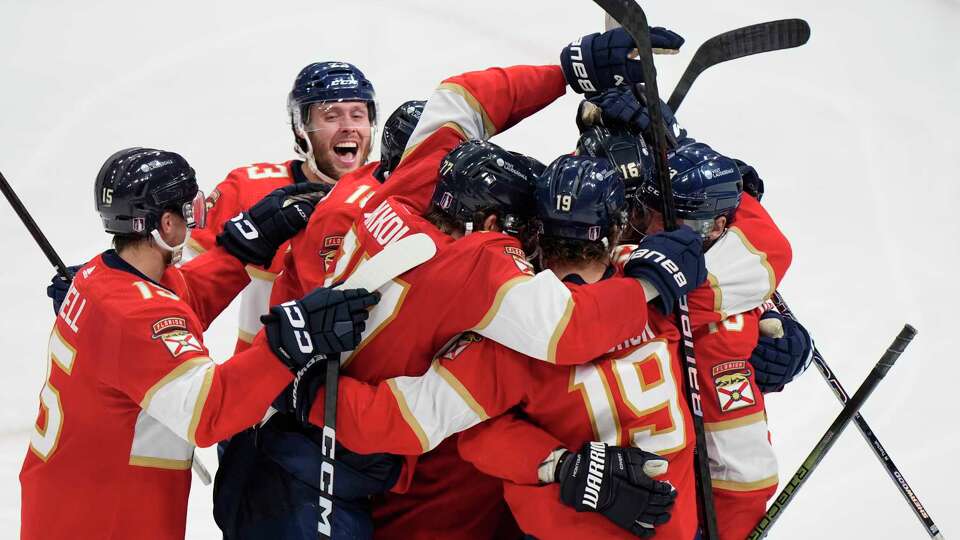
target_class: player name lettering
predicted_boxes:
[58,285,86,333]
[581,441,606,509]
[364,201,410,248]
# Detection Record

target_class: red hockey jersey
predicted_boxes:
[20,248,292,540]
[186,159,308,352]
[611,195,790,539]
[311,304,697,539]
[270,162,381,305]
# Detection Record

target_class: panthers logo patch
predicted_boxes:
[712,360,756,413]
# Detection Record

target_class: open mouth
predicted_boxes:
[333,141,359,165]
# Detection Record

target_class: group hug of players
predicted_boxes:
[19,23,815,540]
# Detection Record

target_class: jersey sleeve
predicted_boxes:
[377,64,568,213]
[269,248,305,306]
[689,194,792,324]
[167,245,250,330]
[457,412,566,486]
[308,334,530,456]
[695,309,779,540]
[98,299,291,449]
[470,243,651,364]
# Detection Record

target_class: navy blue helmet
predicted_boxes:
[535,155,626,242]
[95,147,204,236]
[576,125,653,201]
[637,141,743,227]
[375,99,425,181]
[288,62,377,170]
[433,139,544,235]
[288,61,377,125]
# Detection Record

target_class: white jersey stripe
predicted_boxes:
[474,270,573,362]
[705,411,778,489]
[139,356,215,446]
[389,361,487,452]
[129,411,194,470]
[401,82,491,163]
[704,226,777,319]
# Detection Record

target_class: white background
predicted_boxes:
[1,0,957,537]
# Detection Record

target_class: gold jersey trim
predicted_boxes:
[387,379,431,453]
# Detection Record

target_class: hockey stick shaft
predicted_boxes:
[0,171,73,279]
[589,1,719,537]
[314,233,438,539]
[667,19,810,112]
[748,324,917,539]
[773,293,944,539]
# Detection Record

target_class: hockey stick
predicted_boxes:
[0,171,73,279]
[748,324,917,539]
[667,19,810,112]
[589,1,720,538]
[314,232,437,539]
[772,293,944,539]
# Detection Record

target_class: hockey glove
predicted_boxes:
[261,287,378,371]
[46,264,82,315]
[622,226,706,315]
[273,355,328,424]
[557,442,676,537]
[217,182,329,267]
[734,158,765,201]
[751,311,814,392]
[561,27,684,94]
[586,87,686,140]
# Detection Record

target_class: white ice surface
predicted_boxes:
[1,0,958,538]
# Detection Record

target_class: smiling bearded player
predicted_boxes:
[185,61,377,354]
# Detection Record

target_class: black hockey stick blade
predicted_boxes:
[589,2,720,538]
[748,324,918,539]
[773,294,944,539]
[0,170,73,279]
[667,18,810,112]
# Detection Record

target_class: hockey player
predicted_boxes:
[289,155,705,539]
[614,140,789,538]
[255,27,682,537]
[185,61,378,354]
[275,136,707,540]
[211,100,427,540]
[20,148,377,540]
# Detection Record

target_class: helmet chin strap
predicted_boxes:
[293,127,332,182]
[151,228,190,265]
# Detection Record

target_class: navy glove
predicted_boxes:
[561,27,685,94]
[751,311,814,392]
[273,357,328,424]
[46,265,82,315]
[734,158,764,201]
[623,226,706,315]
[557,442,676,537]
[217,182,329,267]
[586,87,686,141]
[261,287,379,371]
